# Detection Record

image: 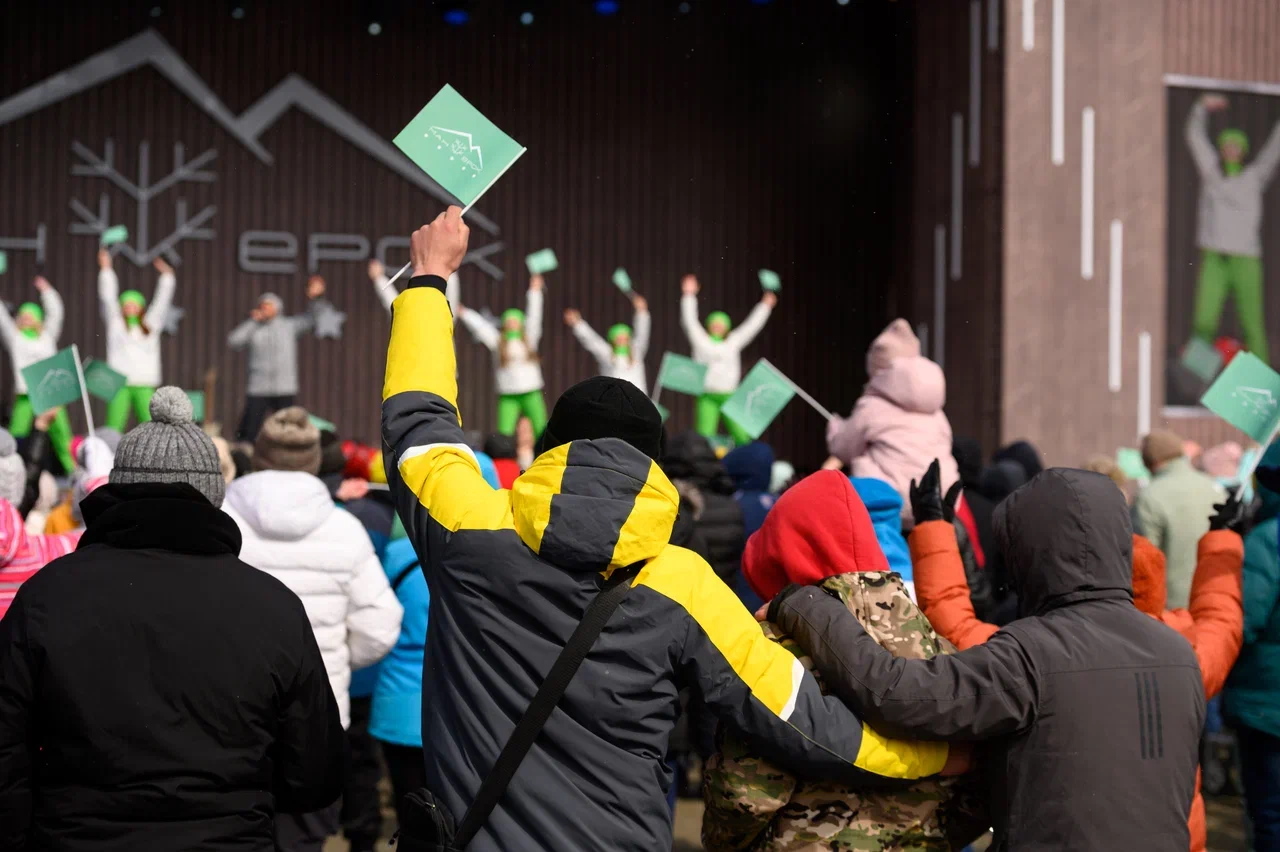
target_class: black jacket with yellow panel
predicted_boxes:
[381,276,952,852]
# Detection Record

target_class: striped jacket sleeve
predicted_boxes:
[640,552,950,788]
[382,278,510,569]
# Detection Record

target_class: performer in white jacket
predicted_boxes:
[368,258,459,316]
[563,293,651,392]
[456,275,547,436]
[97,249,176,431]
[0,276,72,473]
[680,274,776,445]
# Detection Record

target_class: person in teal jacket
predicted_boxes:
[1226,440,1280,850]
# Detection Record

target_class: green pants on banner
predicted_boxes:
[1195,250,1269,365]
[105,386,155,432]
[9,395,74,474]
[695,391,751,447]
[496,390,547,437]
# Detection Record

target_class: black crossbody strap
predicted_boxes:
[452,562,643,849]
[391,560,422,592]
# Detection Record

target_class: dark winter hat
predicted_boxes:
[253,407,322,475]
[110,387,226,507]
[538,376,665,461]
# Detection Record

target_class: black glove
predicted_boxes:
[1209,489,1245,533]
[909,459,963,524]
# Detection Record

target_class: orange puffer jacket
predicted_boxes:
[910,522,1244,852]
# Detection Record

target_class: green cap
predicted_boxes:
[16,302,42,322]
[119,290,147,309]
[1218,128,1250,154]
[706,311,732,340]
[501,308,525,326]
[607,323,632,343]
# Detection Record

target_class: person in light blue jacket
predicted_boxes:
[849,477,913,596]
[370,536,430,830]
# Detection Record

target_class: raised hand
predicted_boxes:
[410,206,470,279]
[762,291,778,309]
[529,274,545,292]
[367,258,384,280]
[631,294,648,312]
[153,257,174,276]
[97,249,112,271]
[1203,93,1229,112]
[1209,489,1245,533]
[306,275,326,300]
[563,309,582,326]
[682,274,699,296]
[33,276,50,293]
[910,459,961,524]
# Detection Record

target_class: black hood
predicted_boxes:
[662,430,736,495]
[993,440,1045,479]
[79,482,242,556]
[952,436,984,488]
[993,468,1132,617]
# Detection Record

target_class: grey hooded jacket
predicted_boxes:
[226,300,332,396]
[771,468,1206,852]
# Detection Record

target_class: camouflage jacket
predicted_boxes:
[701,571,988,851]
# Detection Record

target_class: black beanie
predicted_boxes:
[537,377,665,460]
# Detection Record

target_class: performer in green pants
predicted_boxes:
[0,278,74,473]
[98,250,176,431]
[680,275,777,446]
[1186,93,1280,364]
[457,274,548,436]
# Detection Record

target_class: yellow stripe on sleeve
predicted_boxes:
[854,723,949,778]
[398,444,513,533]
[384,286,459,408]
[510,444,570,554]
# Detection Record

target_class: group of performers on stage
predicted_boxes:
[0,248,778,472]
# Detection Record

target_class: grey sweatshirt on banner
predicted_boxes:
[227,300,334,397]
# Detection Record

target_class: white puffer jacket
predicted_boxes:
[223,470,402,728]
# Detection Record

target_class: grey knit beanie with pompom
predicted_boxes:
[110,386,226,507]
[0,428,26,506]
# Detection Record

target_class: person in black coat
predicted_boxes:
[661,430,745,582]
[0,388,344,852]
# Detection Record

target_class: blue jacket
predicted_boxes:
[369,537,430,748]
[849,477,912,583]
[723,442,776,540]
[1225,441,1280,738]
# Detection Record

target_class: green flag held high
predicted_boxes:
[83,359,127,403]
[612,268,633,293]
[309,414,337,433]
[22,347,84,416]
[1180,338,1223,383]
[185,391,206,424]
[758,269,782,292]
[525,249,559,275]
[1200,351,1280,442]
[393,84,526,212]
[1116,448,1151,483]
[721,360,796,441]
[100,225,129,247]
[0,251,7,275]
[655,353,707,397]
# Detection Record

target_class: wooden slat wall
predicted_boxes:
[0,0,910,466]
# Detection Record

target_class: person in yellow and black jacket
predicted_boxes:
[381,208,967,852]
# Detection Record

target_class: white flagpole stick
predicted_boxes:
[71,344,95,439]
[761,358,836,421]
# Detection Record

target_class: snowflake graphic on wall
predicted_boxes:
[68,139,217,266]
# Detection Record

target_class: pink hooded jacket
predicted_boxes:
[828,321,958,521]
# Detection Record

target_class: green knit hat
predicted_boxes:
[607,323,632,353]
[119,289,147,309]
[16,302,42,322]
[706,310,732,340]
[501,308,525,326]
[1218,128,1250,155]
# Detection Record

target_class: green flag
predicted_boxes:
[393,84,526,210]
[185,391,206,423]
[309,414,337,433]
[720,360,796,441]
[1180,338,1223,383]
[1200,351,1280,442]
[22,347,84,415]
[0,251,7,275]
[100,225,129,247]
[1115,448,1150,482]
[655,352,707,397]
[612,268,632,293]
[82,359,127,402]
[758,269,782,292]
[525,248,559,275]
[653,401,670,423]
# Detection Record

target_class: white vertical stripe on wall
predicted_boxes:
[970,1,982,167]
[1109,220,1124,392]
[951,113,963,281]
[1138,331,1152,438]
[1081,107,1095,279]
[988,0,1000,51]
[1051,0,1064,164]
[1022,0,1035,51]
[935,225,947,368]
